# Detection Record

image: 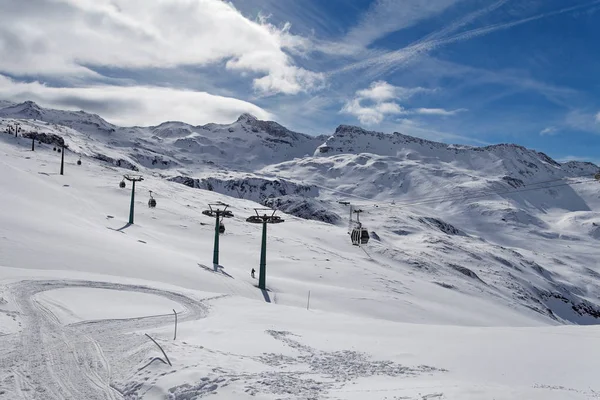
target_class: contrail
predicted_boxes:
[416,0,510,44]
[328,0,600,77]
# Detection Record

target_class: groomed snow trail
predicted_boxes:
[0,280,208,400]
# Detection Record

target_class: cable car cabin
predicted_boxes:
[219,223,225,234]
[351,227,370,246]
[119,180,126,188]
[148,198,157,208]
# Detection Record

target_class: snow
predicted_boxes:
[35,288,185,324]
[1,101,600,398]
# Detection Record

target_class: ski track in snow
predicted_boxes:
[0,280,208,400]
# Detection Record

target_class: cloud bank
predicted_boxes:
[0,0,321,95]
[0,75,271,126]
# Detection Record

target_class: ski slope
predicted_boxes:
[1,107,600,398]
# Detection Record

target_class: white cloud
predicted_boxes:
[565,109,600,134]
[540,126,558,136]
[596,112,600,124]
[0,75,271,126]
[356,81,429,102]
[341,81,463,125]
[415,108,467,116]
[341,98,405,125]
[0,0,322,95]
[356,81,398,102]
[341,81,420,125]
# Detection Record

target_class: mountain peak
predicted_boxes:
[0,100,45,119]
[22,100,39,107]
[334,124,369,135]
[237,113,258,123]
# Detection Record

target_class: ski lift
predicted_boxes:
[77,157,82,166]
[53,147,57,151]
[218,211,226,233]
[119,179,126,188]
[148,191,157,208]
[350,224,370,246]
[57,148,61,153]
[202,202,234,234]
[345,205,370,246]
[245,209,285,224]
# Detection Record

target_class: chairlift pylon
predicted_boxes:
[202,203,233,234]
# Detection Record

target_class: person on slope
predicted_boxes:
[251,268,255,279]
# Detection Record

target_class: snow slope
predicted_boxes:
[1,102,600,398]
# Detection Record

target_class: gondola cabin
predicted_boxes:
[351,227,370,246]
[148,191,156,208]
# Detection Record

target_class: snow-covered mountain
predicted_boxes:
[1,100,599,324]
[0,100,117,135]
[2,100,600,399]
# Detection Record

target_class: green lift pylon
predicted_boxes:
[60,142,65,175]
[202,203,233,266]
[123,174,144,224]
[246,208,285,290]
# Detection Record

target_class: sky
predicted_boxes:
[1,0,600,163]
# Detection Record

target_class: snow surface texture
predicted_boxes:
[1,101,600,399]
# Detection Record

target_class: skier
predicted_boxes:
[251,268,255,279]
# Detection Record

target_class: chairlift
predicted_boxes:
[148,190,157,208]
[119,179,126,189]
[77,157,82,166]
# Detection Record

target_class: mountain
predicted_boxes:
[0,99,15,109]
[156,113,327,169]
[1,100,600,398]
[0,100,116,136]
[315,124,597,180]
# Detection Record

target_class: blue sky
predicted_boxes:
[1,0,599,163]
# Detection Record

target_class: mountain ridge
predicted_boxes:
[1,100,594,172]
